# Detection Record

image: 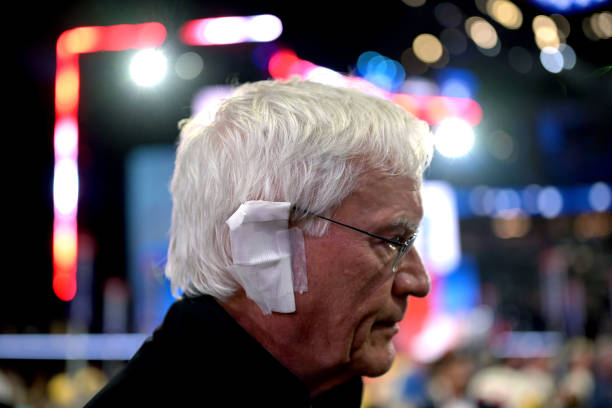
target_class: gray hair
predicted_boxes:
[165,78,433,299]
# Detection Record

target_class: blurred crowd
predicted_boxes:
[363,334,612,408]
[0,334,609,407]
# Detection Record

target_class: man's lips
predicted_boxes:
[372,320,400,334]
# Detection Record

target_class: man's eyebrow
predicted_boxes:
[388,218,420,231]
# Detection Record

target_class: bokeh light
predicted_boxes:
[401,48,429,74]
[465,17,499,49]
[400,77,439,95]
[596,11,612,38]
[357,51,406,91]
[588,182,611,212]
[486,130,515,161]
[180,14,282,45]
[305,67,345,86]
[478,39,502,57]
[492,211,531,239]
[53,225,77,270]
[551,14,571,38]
[129,49,167,86]
[508,46,533,73]
[487,0,523,30]
[433,117,475,158]
[583,11,612,40]
[538,186,563,218]
[413,34,444,64]
[540,47,564,73]
[175,52,204,80]
[53,159,79,216]
[494,189,522,214]
[434,3,463,28]
[59,27,101,55]
[440,28,468,55]
[54,116,78,158]
[247,14,284,42]
[429,47,451,68]
[469,186,495,216]
[574,213,612,240]
[559,44,577,69]
[402,0,426,6]
[533,15,561,49]
[437,68,479,99]
[55,65,80,114]
[522,185,542,215]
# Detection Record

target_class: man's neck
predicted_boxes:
[217,293,355,397]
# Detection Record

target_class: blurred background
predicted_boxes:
[3,0,611,406]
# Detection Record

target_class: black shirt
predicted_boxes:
[85,295,363,407]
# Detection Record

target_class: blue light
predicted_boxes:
[0,334,147,360]
[356,51,406,92]
[530,0,610,13]
[436,68,478,99]
[459,183,608,218]
[357,51,380,76]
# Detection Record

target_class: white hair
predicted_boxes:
[165,78,433,299]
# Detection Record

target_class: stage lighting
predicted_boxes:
[129,49,167,87]
[434,117,475,158]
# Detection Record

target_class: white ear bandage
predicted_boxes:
[225,201,308,315]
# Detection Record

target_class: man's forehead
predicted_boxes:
[334,172,423,226]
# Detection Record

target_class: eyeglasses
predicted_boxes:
[293,206,417,273]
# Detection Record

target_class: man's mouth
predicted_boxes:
[372,321,400,334]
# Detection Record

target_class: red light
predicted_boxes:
[55,62,79,115]
[179,15,281,46]
[53,22,167,301]
[134,22,167,48]
[268,50,300,79]
[53,270,77,302]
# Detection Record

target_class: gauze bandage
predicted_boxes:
[225,201,307,315]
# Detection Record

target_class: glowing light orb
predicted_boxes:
[53,159,79,216]
[413,34,444,63]
[540,47,564,73]
[129,49,167,87]
[433,117,475,158]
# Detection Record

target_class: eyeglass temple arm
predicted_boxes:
[292,206,407,247]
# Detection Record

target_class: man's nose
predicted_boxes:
[391,247,430,298]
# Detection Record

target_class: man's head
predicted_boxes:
[165,78,433,390]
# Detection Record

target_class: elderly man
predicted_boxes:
[86,79,432,406]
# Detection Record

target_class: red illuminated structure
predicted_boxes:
[53,16,283,302]
[53,23,167,301]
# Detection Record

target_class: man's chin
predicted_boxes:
[352,341,396,378]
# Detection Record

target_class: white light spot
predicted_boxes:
[53,159,79,216]
[54,117,78,157]
[203,17,247,44]
[247,14,283,42]
[305,67,346,86]
[433,117,475,158]
[130,49,167,87]
[540,47,564,74]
